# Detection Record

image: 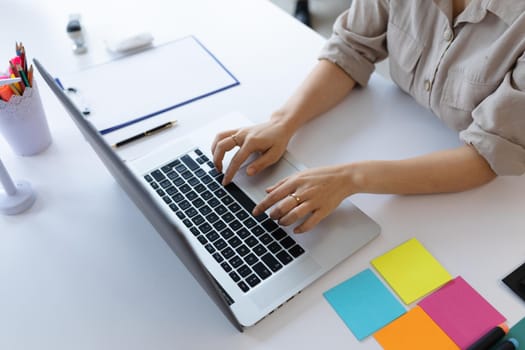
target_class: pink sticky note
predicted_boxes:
[418,276,505,349]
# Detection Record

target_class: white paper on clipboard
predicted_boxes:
[62,36,239,134]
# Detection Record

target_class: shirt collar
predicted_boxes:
[433,0,523,26]
[486,0,525,25]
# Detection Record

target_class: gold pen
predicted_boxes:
[111,120,177,148]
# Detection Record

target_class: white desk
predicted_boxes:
[1,1,524,349]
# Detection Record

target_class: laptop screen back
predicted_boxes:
[33,58,243,331]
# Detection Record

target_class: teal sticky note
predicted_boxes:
[323,268,406,340]
[491,317,525,350]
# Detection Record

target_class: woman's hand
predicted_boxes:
[252,164,356,234]
[211,120,295,185]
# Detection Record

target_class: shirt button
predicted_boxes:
[444,29,453,42]
[424,79,432,91]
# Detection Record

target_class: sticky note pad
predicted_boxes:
[496,317,525,348]
[323,269,406,340]
[374,305,459,350]
[419,276,506,349]
[371,238,452,304]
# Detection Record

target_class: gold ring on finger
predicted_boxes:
[289,192,301,204]
[231,134,240,146]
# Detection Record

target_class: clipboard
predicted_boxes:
[62,36,239,135]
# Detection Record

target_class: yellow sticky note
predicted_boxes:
[374,306,459,350]
[371,238,452,304]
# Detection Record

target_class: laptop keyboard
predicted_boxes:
[144,148,305,293]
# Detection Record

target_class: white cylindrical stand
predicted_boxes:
[0,159,36,215]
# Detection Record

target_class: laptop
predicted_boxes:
[35,59,380,331]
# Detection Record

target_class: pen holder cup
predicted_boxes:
[0,81,52,156]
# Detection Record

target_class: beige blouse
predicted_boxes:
[319,0,525,175]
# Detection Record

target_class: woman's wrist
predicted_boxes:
[341,162,367,196]
[270,108,303,136]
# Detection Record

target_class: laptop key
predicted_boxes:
[253,244,267,257]
[280,236,295,249]
[228,237,242,248]
[212,252,223,263]
[289,244,305,258]
[198,223,212,234]
[224,182,256,212]
[208,198,220,208]
[179,184,191,194]
[221,262,232,272]
[197,235,207,245]
[213,238,227,251]
[195,169,206,177]
[251,225,265,236]
[221,247,235,259]
[246,274,261,288]
[237,264,252,278]
[244,236,258,247]
[194,184,206,193]
[229,256,243,268]
[229,271,240,282]
[215,204,227,215]
[184,207,197,218]
[276,250,293,265]
[261,219,278,233]
[192,215,205,226]
[212,220,226,231]
[209,168,220,177]
[235,210,249,221]
[244,253,258,266]
[237,228,250,239]
[268,242,282,254]
[253,262,272,280]
[228,202,241,213]
[175,164,187,173]
[181,154,199,171]
[236,244,250,257]
[261,253,282,272]
[151,170,165,181]
[220,228,234,240]
[229,219,242,231]
[271,228,287,241]
[237,281,250,293]
[259,233,273,246]
[205,231,219,242]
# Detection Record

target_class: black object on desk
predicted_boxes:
[503,262,525,302]
[466,324,508,350]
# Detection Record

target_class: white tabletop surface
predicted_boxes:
[1,1,524,349]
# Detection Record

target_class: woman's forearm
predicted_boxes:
[272,59,356,133]
[347,144,497,195]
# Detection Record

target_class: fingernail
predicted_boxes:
[247,167,255,176]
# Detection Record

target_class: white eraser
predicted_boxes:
[105,32,154,53]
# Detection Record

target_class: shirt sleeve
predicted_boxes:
[460,52,525,176]
[318,0,389,87]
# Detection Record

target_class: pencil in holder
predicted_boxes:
[0,80,52,156]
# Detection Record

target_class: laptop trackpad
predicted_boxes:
[233,156,300,204]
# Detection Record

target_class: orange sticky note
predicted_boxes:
[374,306,459,350]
